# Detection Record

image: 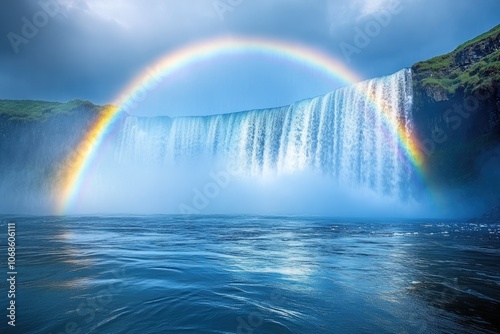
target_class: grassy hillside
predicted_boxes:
[411,24,500,190]
[413,24,500,95]
[0,99,102,121]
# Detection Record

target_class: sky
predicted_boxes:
[0,0,499,117]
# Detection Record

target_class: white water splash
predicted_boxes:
[115,69,415,199]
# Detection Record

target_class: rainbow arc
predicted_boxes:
[56,36,425,214]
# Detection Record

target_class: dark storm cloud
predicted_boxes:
[0,0,110,101]
[0,0,499,110]
[0,0,228,103]
[327,0,500,78]
[0,1,39,57]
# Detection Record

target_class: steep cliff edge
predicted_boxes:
[0,100,107,212]
[411,24,500,203]
[413,24,500,98]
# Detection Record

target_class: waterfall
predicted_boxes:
[114,69,416,199]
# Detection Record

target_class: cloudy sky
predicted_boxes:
[1,0,499,117]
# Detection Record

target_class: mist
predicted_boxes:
[0,69,455,218]
[66,152,431,218]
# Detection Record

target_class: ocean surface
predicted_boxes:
[1,215,499,334]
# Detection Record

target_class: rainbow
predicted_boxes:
[56,36,425,214]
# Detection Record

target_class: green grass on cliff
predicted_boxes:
[0,99,101,121]
[413,24,500,95]
[419,50,500,95]
[455,24,500,53]
[462,51,500,91]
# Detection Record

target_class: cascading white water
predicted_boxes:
[115,69,415,199]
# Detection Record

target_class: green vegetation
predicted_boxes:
[413,24,500,95]
[465,51,500,91]
[414,54,452,72]
[0,99,101,121]
[419,50,500,95]
[455,24,500,53]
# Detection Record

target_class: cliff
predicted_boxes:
[0,100,105,212]
[411,24,500,200]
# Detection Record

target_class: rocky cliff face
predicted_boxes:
[0,102,101,212]
[454,35,500,71]
[411,24,500,197]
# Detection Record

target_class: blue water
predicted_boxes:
[1,216,499,333]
